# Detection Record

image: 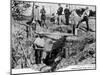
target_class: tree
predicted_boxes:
[11,0,31,20]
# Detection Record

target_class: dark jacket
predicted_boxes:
[40,8,46,15]
[64,8,70,16]
[57,7,63,15]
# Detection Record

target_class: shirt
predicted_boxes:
[57,7,63,15]
[40,8,46,15]
[34,8,39,20]
[70,10,81,25]
[44,39,53,52]
[81,9,90,19]
[34,37,45,47]
[64,8,70,16]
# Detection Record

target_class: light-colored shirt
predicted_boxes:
[70,10,81,25]
[81,9,90,19]
[44,39,53,52]
[34,8,39,20]
[34,37,45,47]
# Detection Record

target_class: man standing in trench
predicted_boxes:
[34,34,45,64]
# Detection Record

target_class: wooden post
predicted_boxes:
[65,47,69,59]
[32,2,35,19]
[75,28,78,35]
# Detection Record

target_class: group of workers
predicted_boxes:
[33,3,90,31]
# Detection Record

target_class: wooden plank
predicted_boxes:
[35,31,73,36]
[79,26,95,32]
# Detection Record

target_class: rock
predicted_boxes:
[40,66,52,72]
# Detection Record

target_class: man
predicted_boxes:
[50,13,56,24]
[26,5,39,32]
[34,34,45,64]
[64,4,70,25]
[57,3,63,25]
[70,9,79,35]
[40,6,46,27]
[34,5,39,21]
[76,7,90,31]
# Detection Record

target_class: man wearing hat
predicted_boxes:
[76,7,90,31]
[64,4,70,25]
[57,3,63,25]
